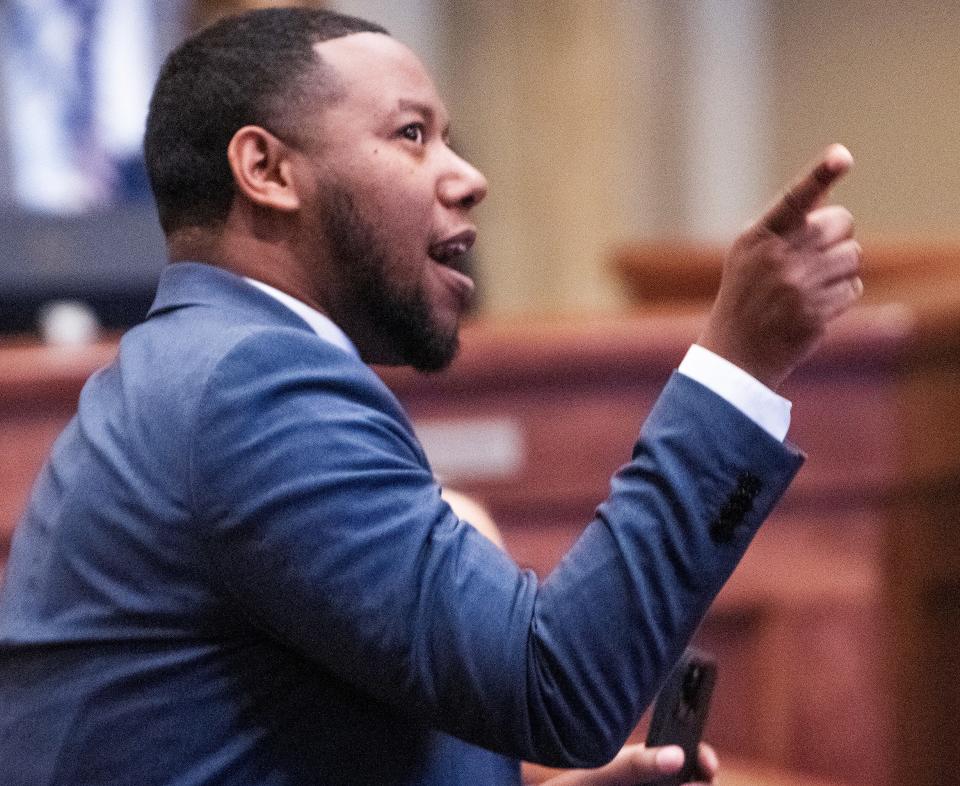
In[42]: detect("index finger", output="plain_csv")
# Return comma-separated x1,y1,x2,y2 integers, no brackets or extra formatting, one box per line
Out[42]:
760,143,853,235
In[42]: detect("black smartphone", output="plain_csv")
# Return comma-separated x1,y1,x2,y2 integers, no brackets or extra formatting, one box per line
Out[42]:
644,647,717,785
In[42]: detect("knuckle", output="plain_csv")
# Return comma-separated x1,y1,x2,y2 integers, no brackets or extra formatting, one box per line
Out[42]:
835,241,861,275
833,207,855,239
781,186,801,210
782,265,809,293
781,188,806,221
819,204,852,223
625,748,648,780
850,276,865,300
801,214,824,242
851,241,863,268
812,163,833,188
764,242,794,272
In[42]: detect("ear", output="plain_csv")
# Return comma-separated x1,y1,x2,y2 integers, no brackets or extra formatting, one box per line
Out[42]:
226,125,301,213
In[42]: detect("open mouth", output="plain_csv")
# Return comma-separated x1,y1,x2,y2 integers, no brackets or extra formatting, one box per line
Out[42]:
428,229,476,274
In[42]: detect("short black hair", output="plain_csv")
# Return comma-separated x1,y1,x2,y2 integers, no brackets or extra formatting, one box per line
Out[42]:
144,8,388,235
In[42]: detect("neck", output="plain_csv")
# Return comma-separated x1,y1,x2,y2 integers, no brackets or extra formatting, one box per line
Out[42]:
166,218,329,315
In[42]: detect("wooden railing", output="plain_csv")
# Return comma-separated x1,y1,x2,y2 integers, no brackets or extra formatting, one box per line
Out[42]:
0,339,118,565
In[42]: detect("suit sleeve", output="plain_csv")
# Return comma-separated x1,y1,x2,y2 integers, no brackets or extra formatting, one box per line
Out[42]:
190,330,803,768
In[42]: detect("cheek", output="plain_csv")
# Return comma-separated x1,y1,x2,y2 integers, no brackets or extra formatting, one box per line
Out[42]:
372,192,435,255
326,157,437,259
354,159,435,229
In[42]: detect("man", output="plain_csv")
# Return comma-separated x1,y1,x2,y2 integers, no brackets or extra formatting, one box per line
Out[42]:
0,8,862,786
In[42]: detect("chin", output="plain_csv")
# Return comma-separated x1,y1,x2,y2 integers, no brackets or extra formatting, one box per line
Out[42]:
408,319,461,373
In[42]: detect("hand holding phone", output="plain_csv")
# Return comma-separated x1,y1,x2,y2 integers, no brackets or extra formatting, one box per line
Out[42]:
644,648,717,786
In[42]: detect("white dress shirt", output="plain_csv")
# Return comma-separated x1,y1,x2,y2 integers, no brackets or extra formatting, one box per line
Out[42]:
245,278,360,360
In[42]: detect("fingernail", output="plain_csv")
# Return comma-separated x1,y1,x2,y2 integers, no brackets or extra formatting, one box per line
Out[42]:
655,745,685,771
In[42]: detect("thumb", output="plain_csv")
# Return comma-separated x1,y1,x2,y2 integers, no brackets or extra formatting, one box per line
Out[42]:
538,745,686,786
598,744,688,785
649,745,686,774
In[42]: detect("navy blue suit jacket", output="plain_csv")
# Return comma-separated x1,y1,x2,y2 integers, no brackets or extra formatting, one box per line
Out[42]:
0,262,803,785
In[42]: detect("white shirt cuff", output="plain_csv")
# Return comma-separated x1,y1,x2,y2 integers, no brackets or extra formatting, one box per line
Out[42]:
678,344,791,442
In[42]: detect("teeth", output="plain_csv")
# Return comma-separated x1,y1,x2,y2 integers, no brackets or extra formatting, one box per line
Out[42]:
432,240,469,263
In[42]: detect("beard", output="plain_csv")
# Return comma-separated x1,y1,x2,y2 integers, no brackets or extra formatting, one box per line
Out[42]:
321,187,461,373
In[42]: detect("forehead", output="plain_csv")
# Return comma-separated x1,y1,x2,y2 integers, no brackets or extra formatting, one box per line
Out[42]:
313,32,446,121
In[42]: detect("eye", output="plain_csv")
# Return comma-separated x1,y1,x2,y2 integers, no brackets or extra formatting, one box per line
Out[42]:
399,123,425,144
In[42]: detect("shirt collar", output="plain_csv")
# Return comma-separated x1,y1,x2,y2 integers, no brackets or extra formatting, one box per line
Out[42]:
244,277,361,360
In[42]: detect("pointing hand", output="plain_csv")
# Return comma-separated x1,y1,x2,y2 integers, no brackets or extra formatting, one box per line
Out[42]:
699,144,863,389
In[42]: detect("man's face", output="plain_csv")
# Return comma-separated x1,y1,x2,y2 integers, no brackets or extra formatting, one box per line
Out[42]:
290,33,487,371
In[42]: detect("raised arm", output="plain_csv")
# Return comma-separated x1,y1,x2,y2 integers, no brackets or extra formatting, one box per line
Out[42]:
194,146,860,771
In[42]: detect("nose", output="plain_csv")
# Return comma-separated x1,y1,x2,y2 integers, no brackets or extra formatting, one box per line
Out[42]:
438,148,488,210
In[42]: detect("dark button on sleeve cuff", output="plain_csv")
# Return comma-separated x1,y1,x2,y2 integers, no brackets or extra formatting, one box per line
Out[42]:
710,472,763,543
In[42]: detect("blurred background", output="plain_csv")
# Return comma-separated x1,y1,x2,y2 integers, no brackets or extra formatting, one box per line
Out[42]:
3,0,960,333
